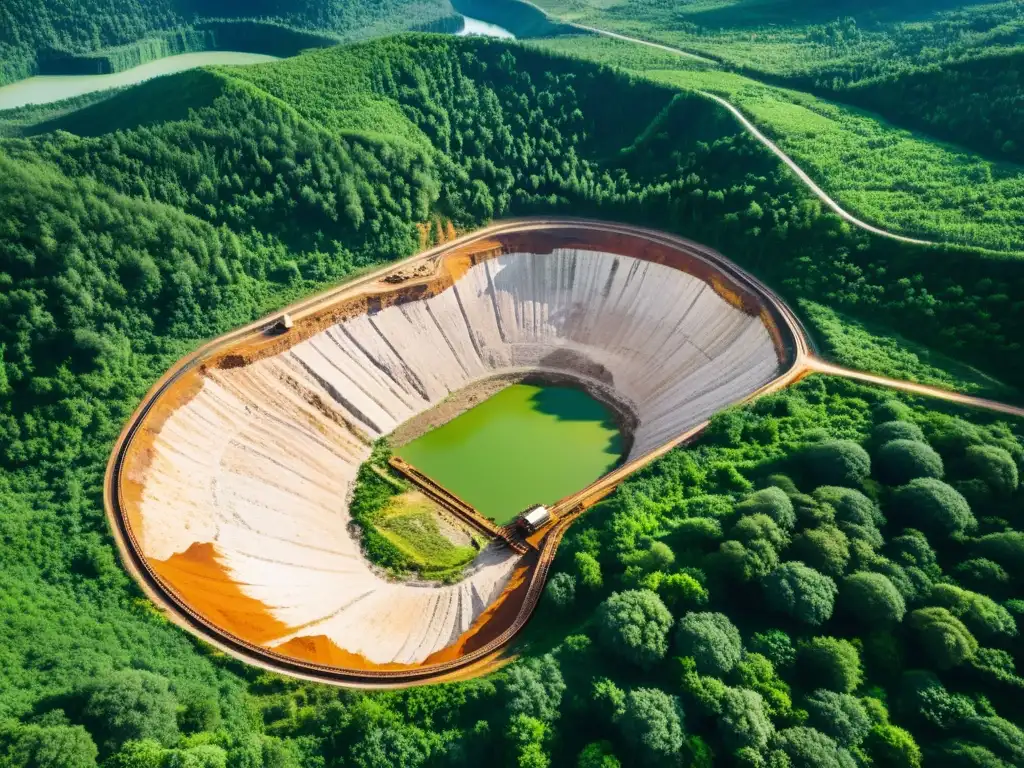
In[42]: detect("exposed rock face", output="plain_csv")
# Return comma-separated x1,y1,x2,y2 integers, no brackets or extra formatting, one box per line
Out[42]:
135,247,780,666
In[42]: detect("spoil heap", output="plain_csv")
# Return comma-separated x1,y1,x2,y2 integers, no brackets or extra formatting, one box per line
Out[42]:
122,230,784,670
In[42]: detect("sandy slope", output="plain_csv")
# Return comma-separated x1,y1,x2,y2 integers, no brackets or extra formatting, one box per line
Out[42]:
135,247,779,665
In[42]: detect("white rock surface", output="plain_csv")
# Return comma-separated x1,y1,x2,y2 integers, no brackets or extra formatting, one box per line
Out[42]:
138,248,780,664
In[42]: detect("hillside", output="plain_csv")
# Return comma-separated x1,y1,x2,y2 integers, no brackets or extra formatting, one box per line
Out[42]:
1,31,1023,768
0,0,458,84
527,0,1024,163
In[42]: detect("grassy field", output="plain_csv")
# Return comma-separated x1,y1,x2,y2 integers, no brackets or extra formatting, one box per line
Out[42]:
797,300,1022,403
530,35,1024,253
374,490,484,581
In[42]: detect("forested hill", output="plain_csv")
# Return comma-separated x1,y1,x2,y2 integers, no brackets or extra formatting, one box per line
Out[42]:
0,0,457,85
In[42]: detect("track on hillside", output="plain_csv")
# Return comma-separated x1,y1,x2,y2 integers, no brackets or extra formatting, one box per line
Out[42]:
515,1,939,247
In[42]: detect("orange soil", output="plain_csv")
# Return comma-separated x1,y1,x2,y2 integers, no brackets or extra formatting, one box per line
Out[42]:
422,553,537,664
120,374,205,543
275,635,410,671
150,542,293,645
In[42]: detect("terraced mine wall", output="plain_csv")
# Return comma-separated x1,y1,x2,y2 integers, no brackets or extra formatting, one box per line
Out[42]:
109,221,801,685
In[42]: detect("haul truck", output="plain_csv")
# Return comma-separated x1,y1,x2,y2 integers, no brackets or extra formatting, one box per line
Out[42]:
517,505,551,534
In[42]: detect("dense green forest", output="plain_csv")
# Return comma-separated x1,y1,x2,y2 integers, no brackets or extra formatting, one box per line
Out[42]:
528,0,1024,161
531,34,1024,252
843,49,1024,164
1,28,1024,768
0,0,457,84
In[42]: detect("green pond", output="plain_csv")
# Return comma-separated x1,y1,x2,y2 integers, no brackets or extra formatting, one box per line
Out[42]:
397,383,624,525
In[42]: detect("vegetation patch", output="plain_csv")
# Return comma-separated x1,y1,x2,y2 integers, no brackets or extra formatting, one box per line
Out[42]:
350,442,484,581
798,300,1021,402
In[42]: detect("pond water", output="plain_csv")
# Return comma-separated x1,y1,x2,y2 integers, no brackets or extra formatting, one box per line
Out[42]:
458,15,516,39
0,51,279,110
397,383,623,524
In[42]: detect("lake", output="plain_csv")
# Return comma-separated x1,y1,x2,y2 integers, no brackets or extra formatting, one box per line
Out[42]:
0,51,279,111
397,383,623,524
458,16,515,39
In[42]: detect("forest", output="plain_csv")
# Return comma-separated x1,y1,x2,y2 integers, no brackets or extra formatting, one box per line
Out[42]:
531,33,1024,253
0,25,1023,768
0,0,457,84
528,0,1024,163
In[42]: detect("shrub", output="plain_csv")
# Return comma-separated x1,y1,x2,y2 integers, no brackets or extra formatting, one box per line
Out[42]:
875,440,944,486
591,678,626,722
718,687,774,752
929,741,1007,766
0,723,98,768
676,656,727,717
909,607,978,669
961,716,1024,765
736,487,796,530
873,420,925,445
502,654,566,723
966,445,1019,496
731,514,790,552
953,558,1010,596
805,690,871,748
642,542,675,572
793,492,837,527
888,529,939,572
928,584,1016,640
575,551,603,590
972,532,1024,577
841,571,906,624
798,637,863,693
750,629,796,669
891,479,976,538
596,590,673,670
577,741,621,768
764,562,838,626
771,726,857,768
656,572,709,611
82,670,179,757
897,670,975,730
618,688,685,767
867,724,922,768
717,539,780,582
791,525,851,578
804,440,871,487
546,572,576,608
675,612,742,676
814,486,883,528
873,400,913,424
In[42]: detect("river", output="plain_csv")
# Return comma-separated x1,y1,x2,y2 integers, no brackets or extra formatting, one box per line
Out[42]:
397,383,622,524
458,15,516,39
0,52,278,111
0,19,514,112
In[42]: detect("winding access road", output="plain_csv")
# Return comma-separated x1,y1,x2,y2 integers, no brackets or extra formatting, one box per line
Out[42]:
105,218,1021,689
515,0,936,246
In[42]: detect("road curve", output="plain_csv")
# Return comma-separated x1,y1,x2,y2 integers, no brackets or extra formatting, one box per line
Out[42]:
104,217,1021,688
515,1,937,246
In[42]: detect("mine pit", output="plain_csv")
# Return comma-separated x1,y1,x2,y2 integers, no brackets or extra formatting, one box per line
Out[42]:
109,222,800,683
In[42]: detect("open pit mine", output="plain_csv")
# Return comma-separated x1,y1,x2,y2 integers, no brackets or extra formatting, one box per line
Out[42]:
106,220,805,685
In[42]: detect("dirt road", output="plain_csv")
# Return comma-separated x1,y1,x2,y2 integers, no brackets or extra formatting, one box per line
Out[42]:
515,1,937,246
